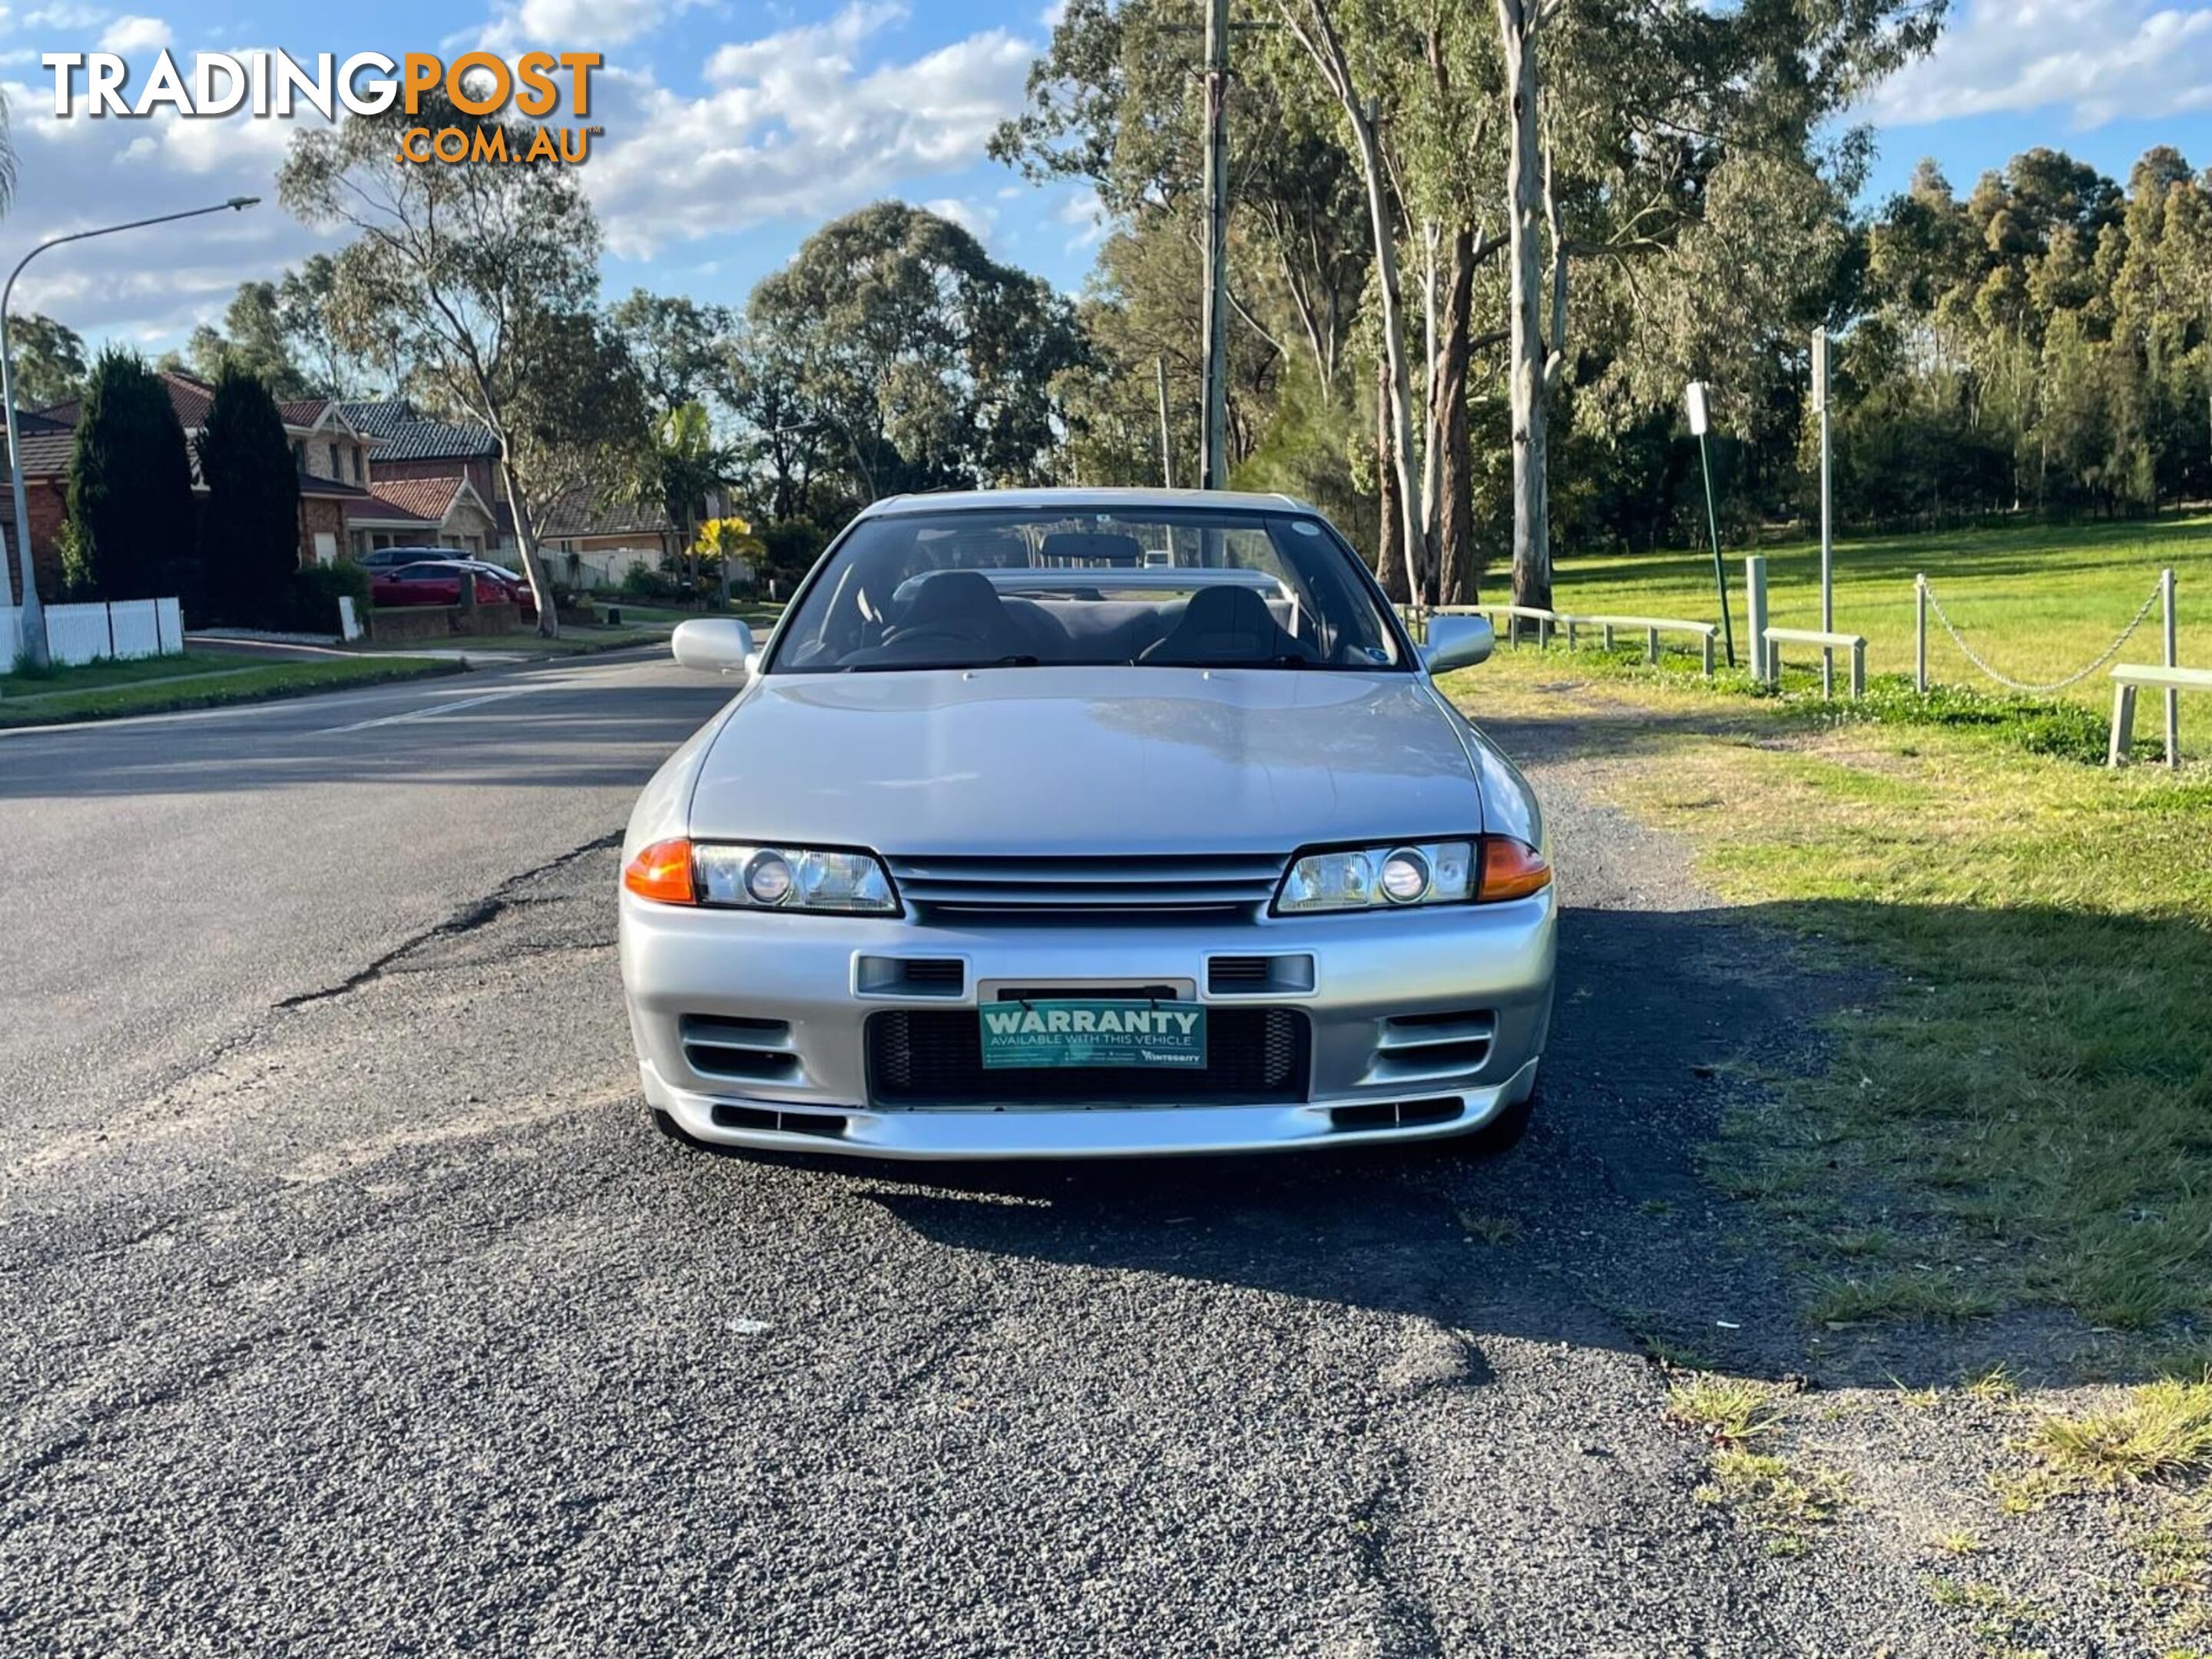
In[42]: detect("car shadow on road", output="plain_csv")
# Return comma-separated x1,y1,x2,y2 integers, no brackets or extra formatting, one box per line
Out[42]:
720,897,1829,1382
727,890,2183,1392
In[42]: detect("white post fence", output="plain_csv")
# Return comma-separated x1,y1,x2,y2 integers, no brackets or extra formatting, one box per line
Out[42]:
1,596,187,673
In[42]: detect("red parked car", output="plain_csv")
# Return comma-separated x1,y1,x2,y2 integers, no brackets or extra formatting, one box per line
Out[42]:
369,561,529,609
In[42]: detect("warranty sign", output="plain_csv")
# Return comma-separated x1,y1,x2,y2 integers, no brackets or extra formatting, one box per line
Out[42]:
978,998,1209,1070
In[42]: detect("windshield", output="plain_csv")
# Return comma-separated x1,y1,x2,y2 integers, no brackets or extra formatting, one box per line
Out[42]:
767,507,1406,674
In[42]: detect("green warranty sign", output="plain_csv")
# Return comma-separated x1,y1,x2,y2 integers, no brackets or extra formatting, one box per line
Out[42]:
978,999,1209,1070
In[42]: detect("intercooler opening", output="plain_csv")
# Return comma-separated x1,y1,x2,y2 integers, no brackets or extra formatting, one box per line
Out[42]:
1327,1097,1466,1132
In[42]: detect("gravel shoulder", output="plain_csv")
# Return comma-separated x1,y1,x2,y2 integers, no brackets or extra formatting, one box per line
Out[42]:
0,677,2140,1657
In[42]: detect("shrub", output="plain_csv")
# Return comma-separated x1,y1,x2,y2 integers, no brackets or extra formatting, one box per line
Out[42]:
620,560,686,602
197,364,303,628
65,347,195,600
282,562,373,635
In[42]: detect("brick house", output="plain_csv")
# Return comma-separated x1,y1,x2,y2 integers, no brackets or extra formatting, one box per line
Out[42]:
336,399,680,586
5,381,680,600
5,372,373,598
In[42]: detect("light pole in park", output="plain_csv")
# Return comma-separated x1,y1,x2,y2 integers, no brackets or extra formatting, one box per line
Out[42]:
2,196,260,667
1684,381,1734,669
1811,326,1835,697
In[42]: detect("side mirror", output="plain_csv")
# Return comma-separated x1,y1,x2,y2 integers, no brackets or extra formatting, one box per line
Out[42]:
1421,614,1494,675
672,618,757,678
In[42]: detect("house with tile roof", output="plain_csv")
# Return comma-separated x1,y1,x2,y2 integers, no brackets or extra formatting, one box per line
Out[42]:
335,399,680,585
5,372,376,598
5,379,681,601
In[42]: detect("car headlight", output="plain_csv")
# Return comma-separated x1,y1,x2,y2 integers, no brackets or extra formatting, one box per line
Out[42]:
1273,836,1548,913
622,839,899,914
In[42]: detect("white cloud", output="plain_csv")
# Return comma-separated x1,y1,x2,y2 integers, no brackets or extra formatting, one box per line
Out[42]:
581,5,1038,258
921,196,996,243
22,4,108,26
1865,0,2212,127
96,13,168,51
0,65,332,336
1055,184,1108,250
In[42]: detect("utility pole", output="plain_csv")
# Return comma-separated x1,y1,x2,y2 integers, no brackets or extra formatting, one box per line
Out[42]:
1198,0,1230,490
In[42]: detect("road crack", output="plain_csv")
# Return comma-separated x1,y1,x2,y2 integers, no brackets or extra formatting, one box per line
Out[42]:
273,830,624,1010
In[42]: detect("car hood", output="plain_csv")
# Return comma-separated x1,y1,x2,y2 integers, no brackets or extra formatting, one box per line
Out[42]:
687,667,1486,856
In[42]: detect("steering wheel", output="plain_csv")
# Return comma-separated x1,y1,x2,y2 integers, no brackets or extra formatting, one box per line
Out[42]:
886,621,995,650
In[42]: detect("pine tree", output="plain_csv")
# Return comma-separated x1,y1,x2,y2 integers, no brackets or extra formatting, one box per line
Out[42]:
197,364,303,626
64,349,196,601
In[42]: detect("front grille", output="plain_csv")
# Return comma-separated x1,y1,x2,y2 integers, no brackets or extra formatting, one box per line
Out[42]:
866,1007,1309,1107
883,853,1286,920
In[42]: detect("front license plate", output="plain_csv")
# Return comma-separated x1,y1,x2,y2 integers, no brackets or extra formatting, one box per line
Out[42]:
979,998,1208,1071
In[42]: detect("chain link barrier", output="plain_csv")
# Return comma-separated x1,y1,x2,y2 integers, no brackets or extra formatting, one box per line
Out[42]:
1922,578,2164,695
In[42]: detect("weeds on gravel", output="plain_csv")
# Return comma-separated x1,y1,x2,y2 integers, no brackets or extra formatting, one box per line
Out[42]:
1923,1575,2054,1656
2033,1378,2212,1485
1455,1210,1521,1244
1694,1450,1851,1558
1667,1374,1786,1445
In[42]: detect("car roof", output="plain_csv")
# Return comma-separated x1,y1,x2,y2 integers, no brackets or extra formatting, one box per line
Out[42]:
855,486,1317,521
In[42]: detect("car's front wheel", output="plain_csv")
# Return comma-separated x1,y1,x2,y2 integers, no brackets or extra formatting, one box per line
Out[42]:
1459,1078,1539,1155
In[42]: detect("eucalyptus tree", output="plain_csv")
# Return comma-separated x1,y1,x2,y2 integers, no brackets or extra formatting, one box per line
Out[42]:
746,203,1084,501
278,91,612,637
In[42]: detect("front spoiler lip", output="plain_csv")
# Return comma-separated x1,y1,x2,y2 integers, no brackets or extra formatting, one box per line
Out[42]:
641,1058,1540,1161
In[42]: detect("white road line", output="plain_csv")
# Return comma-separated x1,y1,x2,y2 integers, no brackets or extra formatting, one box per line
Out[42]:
317,687,535,734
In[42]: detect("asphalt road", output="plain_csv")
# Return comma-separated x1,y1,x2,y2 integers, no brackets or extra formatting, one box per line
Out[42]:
0,657,1978,1656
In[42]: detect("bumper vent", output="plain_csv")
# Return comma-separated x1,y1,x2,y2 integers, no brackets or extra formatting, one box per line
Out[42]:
1329,1097,1466,1132
882,853,1287,920
710,1103,849,1140
680,1015,802,1084
856,956,966,998
866,1007,1309,1107
1362,1008,1495,1086
1207,953,1316,996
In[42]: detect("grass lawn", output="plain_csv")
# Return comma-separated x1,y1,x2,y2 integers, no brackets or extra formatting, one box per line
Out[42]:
0,654,461,727
1450,647,2212,1348
1548,514,2212,706
1,649,262,699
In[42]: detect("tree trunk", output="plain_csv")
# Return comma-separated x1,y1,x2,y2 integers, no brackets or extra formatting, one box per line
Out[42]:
1376,353,1409,601
1434,224,1479,604
498,449,560,640
1280,0,1426,596
1499,0,1551,611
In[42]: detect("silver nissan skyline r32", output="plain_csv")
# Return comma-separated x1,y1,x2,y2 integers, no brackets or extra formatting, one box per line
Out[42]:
618,488,1556,1160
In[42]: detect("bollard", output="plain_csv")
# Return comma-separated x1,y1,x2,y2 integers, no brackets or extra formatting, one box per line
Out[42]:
2164,568,2179,768
1915,574,1928,694
1743,555,1770,684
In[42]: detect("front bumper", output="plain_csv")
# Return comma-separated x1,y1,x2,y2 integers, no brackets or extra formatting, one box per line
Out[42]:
619,889,1555,1161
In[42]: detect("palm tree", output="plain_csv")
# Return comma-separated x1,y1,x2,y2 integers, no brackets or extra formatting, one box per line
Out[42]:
620,402,730,601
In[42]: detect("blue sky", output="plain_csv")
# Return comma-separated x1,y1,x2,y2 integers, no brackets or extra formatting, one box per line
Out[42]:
2,0,2208,356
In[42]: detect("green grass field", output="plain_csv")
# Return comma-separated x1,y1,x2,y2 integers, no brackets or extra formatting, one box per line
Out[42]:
1455,650,2212,1346
1550,515,2212,705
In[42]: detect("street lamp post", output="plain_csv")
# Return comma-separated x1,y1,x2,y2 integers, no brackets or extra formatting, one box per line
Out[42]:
3,196,259,666
1684,380,1734,670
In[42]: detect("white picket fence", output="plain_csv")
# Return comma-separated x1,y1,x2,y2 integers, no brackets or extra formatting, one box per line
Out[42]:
2,598,184,668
